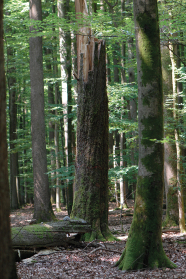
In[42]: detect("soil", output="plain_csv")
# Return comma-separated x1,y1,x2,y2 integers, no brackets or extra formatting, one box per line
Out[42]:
10,200,186,278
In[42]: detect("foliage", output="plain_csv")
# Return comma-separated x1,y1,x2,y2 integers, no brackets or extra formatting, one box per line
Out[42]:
3,0,186,207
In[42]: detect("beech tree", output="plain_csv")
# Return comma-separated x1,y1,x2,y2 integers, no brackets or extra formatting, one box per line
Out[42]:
116,0,176,270
29,0,54,222
0,1,18,277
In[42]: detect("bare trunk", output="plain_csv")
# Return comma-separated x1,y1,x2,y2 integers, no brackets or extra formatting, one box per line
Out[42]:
161,43,178,225
8,47,19,209
58,0,73,215
29,0,54,222
169,41,185,232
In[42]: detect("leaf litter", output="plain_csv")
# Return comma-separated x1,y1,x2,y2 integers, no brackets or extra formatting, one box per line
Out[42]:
10,201,186,278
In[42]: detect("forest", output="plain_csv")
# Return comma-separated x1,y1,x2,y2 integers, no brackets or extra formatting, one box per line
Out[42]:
1,0,186,278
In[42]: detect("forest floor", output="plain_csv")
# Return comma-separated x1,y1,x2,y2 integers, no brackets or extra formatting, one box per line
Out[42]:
11,200,186,278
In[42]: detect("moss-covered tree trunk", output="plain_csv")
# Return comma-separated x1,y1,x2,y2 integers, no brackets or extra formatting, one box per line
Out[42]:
71,41,114,241
116,0,175,270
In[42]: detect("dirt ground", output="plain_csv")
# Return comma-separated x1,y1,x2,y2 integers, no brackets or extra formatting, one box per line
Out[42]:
10,201,186,278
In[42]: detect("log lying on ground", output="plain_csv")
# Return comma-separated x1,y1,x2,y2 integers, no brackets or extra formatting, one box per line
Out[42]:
11,218,91,248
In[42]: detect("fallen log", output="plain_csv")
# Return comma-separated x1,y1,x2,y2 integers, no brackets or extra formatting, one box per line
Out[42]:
11,218,91,248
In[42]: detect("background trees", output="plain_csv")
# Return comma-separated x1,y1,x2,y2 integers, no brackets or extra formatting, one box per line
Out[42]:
3,0,186,235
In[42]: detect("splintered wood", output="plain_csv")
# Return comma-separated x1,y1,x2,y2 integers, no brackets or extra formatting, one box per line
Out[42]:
75,0,100,82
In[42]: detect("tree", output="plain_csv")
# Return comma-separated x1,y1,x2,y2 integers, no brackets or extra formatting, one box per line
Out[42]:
8,46,19,209
169,39,185,233
0,1,18,277
71,0,115,241
29,0,54,222
116,0,176,270
161,43,178,225
57,0,73,215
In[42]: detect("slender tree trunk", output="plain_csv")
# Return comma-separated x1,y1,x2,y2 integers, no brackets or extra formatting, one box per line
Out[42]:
128,37,137,199
116,0,175,270
54,62,61,211
46,47,56,204
0,1,18,276
29,0,54,222
58,0,73,215
7,48,19,209
169,41,185,232
161,43,178,225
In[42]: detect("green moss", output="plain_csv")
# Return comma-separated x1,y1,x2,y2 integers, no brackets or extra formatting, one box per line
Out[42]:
137,11,161,87
116,229,176,270
141,117,163,148
11,227,23,240
24,224,53,239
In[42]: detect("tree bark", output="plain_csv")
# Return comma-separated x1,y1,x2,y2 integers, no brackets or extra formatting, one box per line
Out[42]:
11,220,91,248
116,0,175,270
29,0,54,222
58,0,73,215
169,40,186,233
0,1,18,276
71,40,114,241
71,0,115,241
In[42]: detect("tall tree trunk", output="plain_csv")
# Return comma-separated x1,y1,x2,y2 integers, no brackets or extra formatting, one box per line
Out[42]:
54,60,61,211
128,36,137,199
169,40,185,232
72,41,112,241
58,0,73,215
46,47,56,204
29,0,54,222
116,0,175,270
71,0,115,241
7,47,19,209
161,43,178,225
0,1,18,276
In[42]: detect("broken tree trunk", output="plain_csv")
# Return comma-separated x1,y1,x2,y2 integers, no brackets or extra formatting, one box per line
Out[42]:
11,219,91,248
71,0,116,242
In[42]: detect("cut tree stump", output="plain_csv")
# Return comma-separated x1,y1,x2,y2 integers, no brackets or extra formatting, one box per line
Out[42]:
11,219,91,248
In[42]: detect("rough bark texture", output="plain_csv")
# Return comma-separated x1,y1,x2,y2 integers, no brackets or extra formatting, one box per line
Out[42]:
71,41,113,241
0,1,18,277
29,0,54,222
116,0,175,270
11,220,91,248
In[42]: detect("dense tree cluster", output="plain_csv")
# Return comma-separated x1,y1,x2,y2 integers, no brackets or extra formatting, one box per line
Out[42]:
1,0,186,273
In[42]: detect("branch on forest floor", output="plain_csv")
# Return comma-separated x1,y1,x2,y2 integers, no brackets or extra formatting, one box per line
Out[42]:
162,228,180,233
